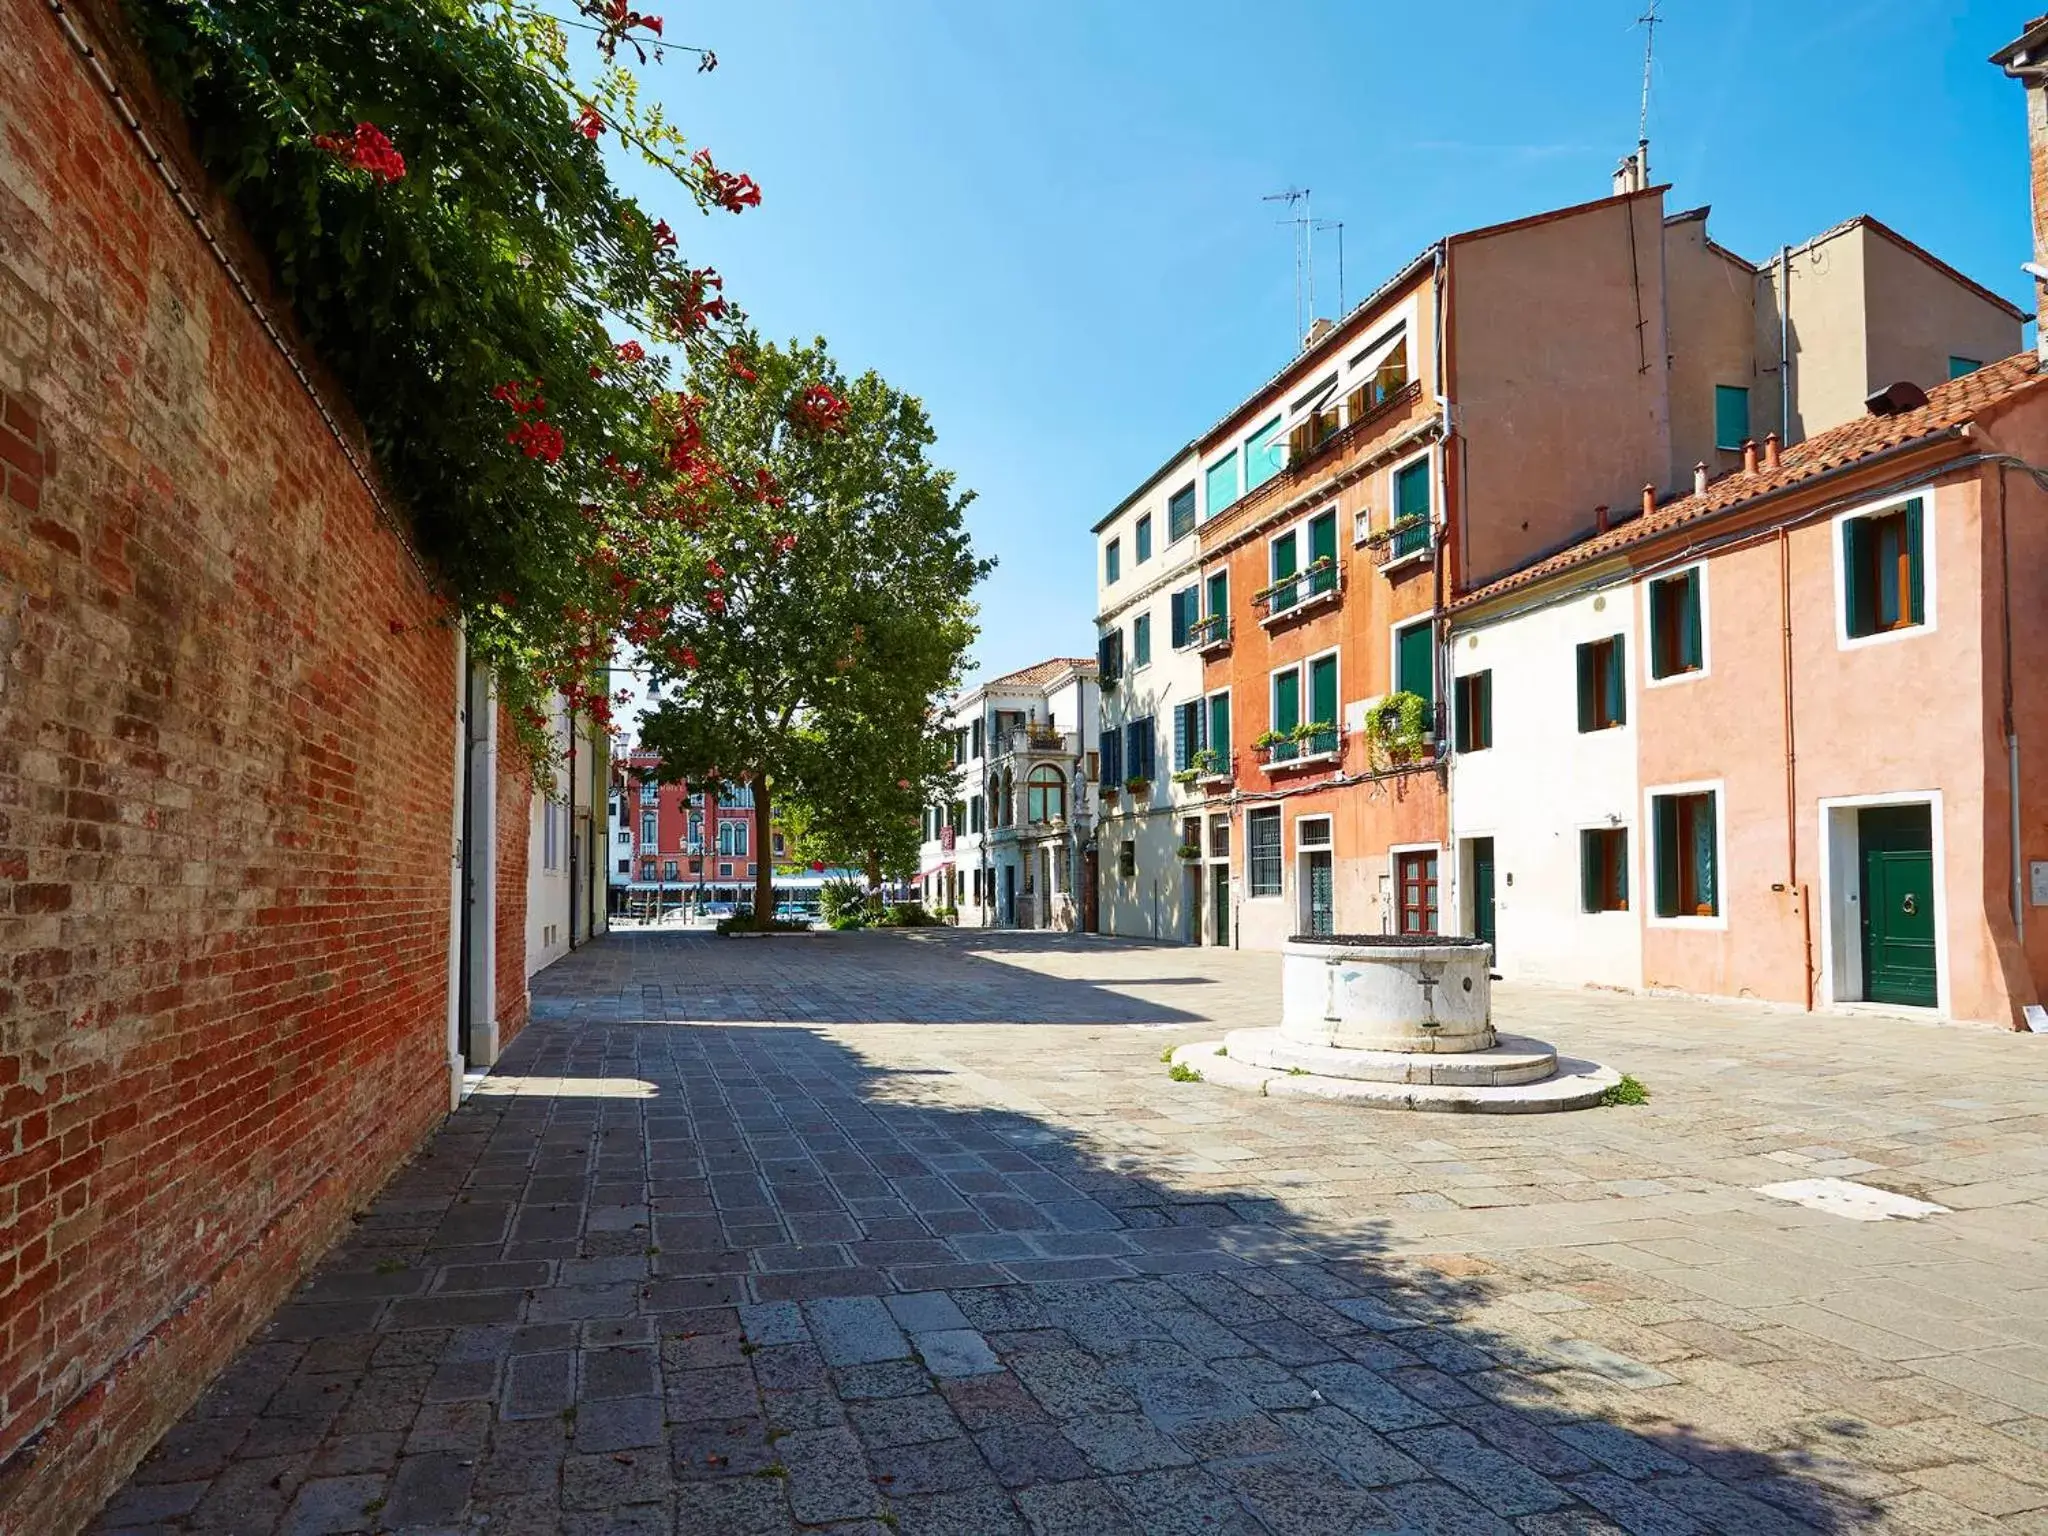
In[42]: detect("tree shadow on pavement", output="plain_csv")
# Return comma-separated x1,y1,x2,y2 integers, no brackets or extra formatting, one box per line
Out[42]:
99,1014,1880,1536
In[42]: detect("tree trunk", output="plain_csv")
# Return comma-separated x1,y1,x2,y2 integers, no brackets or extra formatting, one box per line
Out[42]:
752,774,775,931
865,848,883,916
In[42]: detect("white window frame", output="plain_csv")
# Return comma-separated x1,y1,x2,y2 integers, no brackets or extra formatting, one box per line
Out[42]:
1642,778,1729,931
1294,814,1333,850
1832,489,1938,652
1344,318,1411,400
1130,609,1153,672
1134,511,1153,565
1202,449,1240,521
1244,805,1286,901
1389,615,1434,700
1640,560,1712,689
1816,789,1949,1017
1103,535,1121,587
1169,580,1204,651
1576,819,1637,917
1379,446,1437,573
1243,414,1285,490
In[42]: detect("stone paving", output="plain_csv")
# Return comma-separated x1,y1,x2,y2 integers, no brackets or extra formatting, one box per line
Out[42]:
95,929,2048,1535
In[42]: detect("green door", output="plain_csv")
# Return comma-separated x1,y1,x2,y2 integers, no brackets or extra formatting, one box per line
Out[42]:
1859,805,1936,1008
1306,851,1334,936
1211,867,1230,947
1471,838,1496,949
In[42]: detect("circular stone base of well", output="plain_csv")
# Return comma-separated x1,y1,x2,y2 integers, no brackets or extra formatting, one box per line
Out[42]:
1171,1039,1620,1114
1223,1027,1559,1086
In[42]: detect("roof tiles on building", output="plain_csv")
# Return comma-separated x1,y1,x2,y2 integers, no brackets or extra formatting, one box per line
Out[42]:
1454,350,2046,611
981,657,1098,690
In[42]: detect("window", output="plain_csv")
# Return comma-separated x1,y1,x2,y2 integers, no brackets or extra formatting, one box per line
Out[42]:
1122,717,1156,782
1248,809,1283,896
1348,326,1409,415
689,857,702,874
1648,568,1705,679
1135,513,1153,564
543,801,560,871
1104,537,1121,585
719,862,732,878
1270,666,1301,762
1206,691,1231,767
969,795,984,833
1305,654,1338,755
972,868,983,904
718,821,749,857
998,767,1014,826
639,781,658,805
1392,459,1430,558
1244,417,1284,491
663,859,679,882
641,858,656,880
955,729,969,765
1949,356,1982,379
1202,569,1229,645
1027,766,1065,823
1396,850,1439,935
971,717,984,758
1173,700,1204,772
1306,508,1338,596
1580,828,1629,912
1169,584,1200,650
617,858,631,875
1714,385,1750,451
1652,791,1719,918
1394,618,1434,713
1204,452,1239,516
1097,627,1124,685
1576,635,1627,731
1098,729,1124,787
1842,500,1925,639
1167,483,1197,542
1298,816,1331,848
950,800,967,833
1268,529,1299,612
773,832,785,857
688,811,702,848
1131,613,1152,669
1119,840,1136,877
640,813,657,845
1454,671,1492,753
1208,817,1230,857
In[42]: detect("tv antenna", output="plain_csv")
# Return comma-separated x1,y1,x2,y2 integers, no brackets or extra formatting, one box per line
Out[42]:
1635,0,1659,176
1265,186,1314,342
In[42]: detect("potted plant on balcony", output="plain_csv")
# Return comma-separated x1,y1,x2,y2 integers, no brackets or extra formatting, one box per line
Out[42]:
1123,773,1152,796
1175,842,1202,861
1290,719,1338,756
1304,554,1338,596
1251,728,1291,764
1377,515,1427,563
1191,746,1225,780
1170,766,1199,786
1364,690,1432,768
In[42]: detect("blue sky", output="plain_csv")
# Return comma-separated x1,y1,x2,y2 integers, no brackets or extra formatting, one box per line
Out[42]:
606,0,2036,690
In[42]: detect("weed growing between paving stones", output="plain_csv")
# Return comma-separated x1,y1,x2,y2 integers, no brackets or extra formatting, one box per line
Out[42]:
1601,1073,1650,1106
1158,1045,1176,1063
1287,1066,1310,1076
1167,1060,1203,1083
1214,1044,1229,1056
373,1258,406,1274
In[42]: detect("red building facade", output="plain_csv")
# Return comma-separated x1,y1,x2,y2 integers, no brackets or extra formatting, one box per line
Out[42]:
613,748,775,890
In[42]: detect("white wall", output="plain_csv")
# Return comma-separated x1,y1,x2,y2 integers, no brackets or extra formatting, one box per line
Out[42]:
1450,585,1642,989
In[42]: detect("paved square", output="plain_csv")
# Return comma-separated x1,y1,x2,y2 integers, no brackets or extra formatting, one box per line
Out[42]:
96,930,2048,1533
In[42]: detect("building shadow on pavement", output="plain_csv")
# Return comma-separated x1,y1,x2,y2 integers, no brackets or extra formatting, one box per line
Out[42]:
96,1012,1876,1535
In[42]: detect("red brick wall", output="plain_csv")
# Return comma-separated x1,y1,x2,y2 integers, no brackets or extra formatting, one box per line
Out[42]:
495,704,531,1047
0,1,461,1525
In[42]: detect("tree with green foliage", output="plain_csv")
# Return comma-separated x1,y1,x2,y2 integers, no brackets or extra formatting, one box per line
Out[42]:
636,337,987,930
775,701,952,896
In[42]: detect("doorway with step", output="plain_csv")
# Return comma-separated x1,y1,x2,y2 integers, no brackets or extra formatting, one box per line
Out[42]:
1823,795,1941,1012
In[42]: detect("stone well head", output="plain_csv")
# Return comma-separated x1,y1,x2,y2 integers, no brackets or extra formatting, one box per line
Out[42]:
1280,934,1496,1054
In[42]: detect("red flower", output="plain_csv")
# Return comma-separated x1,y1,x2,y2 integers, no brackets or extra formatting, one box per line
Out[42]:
651,219,676,251
575,105,604,140
642,14,663,35
681,646,699,669
692,148,762,213
508,419,566,462
706,589,727,616
896,779,911,790
314,122,406,183
661,268,727,337
791,383,850,434
772,532,797,556
726,346,757,382
615,339,647,363
705,557,726,580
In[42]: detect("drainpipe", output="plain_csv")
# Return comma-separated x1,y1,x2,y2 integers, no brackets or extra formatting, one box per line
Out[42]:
1999,465,2026,946
1779,528,1812,1009
1778,245,1793,444
1432,244,1457,930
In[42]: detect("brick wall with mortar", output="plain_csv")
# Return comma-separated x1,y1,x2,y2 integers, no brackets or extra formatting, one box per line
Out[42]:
495,703,531,1047
0,0,476,1525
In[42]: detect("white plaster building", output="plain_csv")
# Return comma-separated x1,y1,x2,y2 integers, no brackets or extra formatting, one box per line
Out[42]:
1447,584,1642,989
1093,448,1222,943
525,690,609,975
917,658,1099,929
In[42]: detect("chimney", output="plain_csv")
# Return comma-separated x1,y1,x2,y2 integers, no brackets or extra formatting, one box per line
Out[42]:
1993,18,2048,360
1641,483,1655,519
1693,462,1708,496
1611,143,1649,197
1302,317,1334,351
1594,504,1609,533
1742,439,1759,475
1764,432,1782,469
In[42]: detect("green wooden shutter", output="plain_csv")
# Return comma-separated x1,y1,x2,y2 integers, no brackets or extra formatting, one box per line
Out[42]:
1616,829,1629,908
1309,655,1338,731
1206,569,1227,618
1454,678,1471,753
1204,453,1238,515
1478,671,1492,748
1272,532,1298,581
1209,693,1230,755
1397,622,1434,710
1576,643,1596,733
1905,499,1925,625
1843,518,1870,637
1608,634,1627,726
1580,831,1600,913
1682,570,1703,670
1714,385,1750,451
1696,794,1718,915
1310,511,1337,565
1653,797,1679,917
1274,671,1301,734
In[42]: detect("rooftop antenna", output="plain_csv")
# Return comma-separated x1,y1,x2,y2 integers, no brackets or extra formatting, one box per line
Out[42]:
1635,0,1659,183
1314,219,1345,317
1265,186,1312,342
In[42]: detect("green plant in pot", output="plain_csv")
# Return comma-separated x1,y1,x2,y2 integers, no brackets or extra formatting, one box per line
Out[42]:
1175,842,1202,860
1365,690,1431,767
1124,773,1151,794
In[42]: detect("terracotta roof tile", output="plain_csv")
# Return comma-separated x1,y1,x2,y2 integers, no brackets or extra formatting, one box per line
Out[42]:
1455,351,2046,610
982,656,1098,690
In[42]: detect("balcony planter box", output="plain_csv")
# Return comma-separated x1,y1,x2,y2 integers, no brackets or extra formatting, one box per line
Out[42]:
1255,562,1342,627
1193,617,1231,654
1175,844,1202,861
1123,776,1152,796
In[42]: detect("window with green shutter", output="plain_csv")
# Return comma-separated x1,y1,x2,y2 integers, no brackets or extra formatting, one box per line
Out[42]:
1173,700,1202,772
1651,791,1717,917
1271,669,1301,761
1395,619,1434,712
1207,692,1230,759
1392,459,1430,558
1204,453,1238,517
1135,513,1152,564
1169,585,1198,650
1167,484,1197,542
1714,385,1750,451
1131,612,1151,668
1576,635,1626,731
1200,569,1228,646
1307,654,1338,755
1842,500,1925,639
1307,509,1338,595
1948,356,1982,379
1580,828,1629,912
1244,416,1283,491
1648,568,1704,678
1269,530,1299,612
1104,538,1120,585
1454,670,1492,752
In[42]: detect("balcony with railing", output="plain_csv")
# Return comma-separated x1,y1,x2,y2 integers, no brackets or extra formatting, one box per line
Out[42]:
1252,560,1342,627
1252,723,1343,772
1169,748,1236,793
1002,725,1077,758
1366,515,1432,570
1188,612,1231,656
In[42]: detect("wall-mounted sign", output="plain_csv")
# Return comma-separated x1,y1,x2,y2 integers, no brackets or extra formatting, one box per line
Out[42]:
2031,860,2048,907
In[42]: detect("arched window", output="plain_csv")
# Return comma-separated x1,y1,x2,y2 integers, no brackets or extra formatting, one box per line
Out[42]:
1026,765,1065,824
998,768,1014,827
